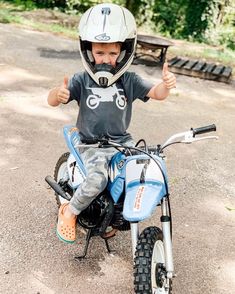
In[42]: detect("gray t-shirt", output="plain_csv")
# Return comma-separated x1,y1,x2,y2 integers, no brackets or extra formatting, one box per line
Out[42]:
68,71,153,142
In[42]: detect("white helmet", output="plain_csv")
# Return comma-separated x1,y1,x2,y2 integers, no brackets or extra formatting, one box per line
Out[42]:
78,3,137,87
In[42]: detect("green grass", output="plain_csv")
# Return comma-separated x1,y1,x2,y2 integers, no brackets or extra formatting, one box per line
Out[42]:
203,48,235,66
168,40,235,69
22,20,77,38
0,2,77,38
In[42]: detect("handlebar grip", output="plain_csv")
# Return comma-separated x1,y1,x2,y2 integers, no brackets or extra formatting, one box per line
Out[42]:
191,124,216,136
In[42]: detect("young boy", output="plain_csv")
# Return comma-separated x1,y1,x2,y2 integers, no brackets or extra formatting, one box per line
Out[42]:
48,3,176,243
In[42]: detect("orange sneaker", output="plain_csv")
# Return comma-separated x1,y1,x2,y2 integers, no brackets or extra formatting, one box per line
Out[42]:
56,203,77,244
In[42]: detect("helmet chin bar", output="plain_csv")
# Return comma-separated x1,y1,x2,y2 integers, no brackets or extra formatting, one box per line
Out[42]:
94,64,114,87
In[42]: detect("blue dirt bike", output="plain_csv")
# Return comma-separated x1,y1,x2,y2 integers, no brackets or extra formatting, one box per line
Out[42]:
45,124,217,294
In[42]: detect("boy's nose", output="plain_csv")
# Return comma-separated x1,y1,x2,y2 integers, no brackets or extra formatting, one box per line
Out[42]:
102,55,111,64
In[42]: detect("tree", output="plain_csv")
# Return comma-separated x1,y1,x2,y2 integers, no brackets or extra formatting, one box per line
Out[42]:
182,0,217,40
151,0,187,37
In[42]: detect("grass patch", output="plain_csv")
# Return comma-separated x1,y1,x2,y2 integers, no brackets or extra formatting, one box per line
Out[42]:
168,40,235,69
202,48,235,66
20,19,77,38
0,2,77,38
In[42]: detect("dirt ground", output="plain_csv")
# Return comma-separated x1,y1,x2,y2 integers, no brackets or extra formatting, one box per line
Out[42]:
0,23,235,294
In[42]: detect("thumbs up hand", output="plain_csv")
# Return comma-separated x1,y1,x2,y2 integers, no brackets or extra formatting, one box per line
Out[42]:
56,76,70,104
162,61,176,89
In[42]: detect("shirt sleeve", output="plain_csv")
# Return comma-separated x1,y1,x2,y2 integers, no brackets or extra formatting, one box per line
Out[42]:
67,73,82,104
122,72,154,102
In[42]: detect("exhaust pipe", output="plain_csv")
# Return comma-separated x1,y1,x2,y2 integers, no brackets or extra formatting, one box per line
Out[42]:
45,175,72,201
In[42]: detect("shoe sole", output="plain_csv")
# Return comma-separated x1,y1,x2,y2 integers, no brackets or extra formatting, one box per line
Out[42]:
56,229,75,244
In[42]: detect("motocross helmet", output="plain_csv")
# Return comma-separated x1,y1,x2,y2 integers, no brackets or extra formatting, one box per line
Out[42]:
78,3,137,87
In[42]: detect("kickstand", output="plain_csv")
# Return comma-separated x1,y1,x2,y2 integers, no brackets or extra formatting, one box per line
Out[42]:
74,228,92,260
74,229,114,260
104,239,111,253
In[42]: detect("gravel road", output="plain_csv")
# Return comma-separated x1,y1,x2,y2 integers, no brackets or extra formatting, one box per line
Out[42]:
0,23,235,294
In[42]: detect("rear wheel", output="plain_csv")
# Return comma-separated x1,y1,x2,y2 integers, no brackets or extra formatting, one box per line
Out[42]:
54,152,72,207
134,226,172,294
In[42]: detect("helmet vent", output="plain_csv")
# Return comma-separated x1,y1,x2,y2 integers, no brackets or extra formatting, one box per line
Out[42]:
101,7,111,15
99,77,108,87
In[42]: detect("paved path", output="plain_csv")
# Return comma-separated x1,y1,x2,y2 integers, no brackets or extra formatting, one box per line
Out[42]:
0,23,235,294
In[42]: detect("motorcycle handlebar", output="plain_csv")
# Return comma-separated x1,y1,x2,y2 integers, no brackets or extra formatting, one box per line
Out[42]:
191,124,216,137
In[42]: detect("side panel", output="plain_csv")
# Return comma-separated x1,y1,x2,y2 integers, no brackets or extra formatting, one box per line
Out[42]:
108,152,126,202
67,154,86,189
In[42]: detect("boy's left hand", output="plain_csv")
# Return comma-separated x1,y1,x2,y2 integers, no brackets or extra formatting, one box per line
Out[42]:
162,62,176,89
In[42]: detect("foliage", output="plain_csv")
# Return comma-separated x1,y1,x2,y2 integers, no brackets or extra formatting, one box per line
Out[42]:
65,0,98,14
151,0,187,37
123,0,155,25
182,0,217,39
151,0,235,49
1,0,235,50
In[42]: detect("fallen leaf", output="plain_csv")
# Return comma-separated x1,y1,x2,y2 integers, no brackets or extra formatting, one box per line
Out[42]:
225,206,235,211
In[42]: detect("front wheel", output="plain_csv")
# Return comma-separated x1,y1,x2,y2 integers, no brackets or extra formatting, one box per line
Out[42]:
134,226,172,294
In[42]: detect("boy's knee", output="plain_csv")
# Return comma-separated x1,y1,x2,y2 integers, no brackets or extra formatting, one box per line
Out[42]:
91,172,108,191
83,171,108,196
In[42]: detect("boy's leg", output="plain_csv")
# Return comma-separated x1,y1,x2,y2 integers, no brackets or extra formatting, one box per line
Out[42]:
56,139,135,243
69,147,118,215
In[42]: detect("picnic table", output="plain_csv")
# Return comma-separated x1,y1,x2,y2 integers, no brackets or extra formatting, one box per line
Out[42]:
134,34,174,64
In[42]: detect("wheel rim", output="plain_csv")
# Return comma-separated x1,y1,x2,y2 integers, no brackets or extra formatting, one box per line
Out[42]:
56,161,70,205
151,240,168,294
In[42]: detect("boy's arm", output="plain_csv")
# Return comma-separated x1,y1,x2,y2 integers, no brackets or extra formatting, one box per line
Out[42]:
47,77,70,107
147,62,176,101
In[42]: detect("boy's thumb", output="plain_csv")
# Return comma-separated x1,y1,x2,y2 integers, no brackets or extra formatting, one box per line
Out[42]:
63,76,69,88
162,61,168,76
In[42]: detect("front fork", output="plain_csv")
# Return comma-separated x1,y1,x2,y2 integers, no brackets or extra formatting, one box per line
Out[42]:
130,197,174,278
161,196,174,278
130,222,139,259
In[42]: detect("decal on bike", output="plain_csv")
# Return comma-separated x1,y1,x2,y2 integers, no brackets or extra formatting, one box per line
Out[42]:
69,161,76,182
134,186,145,211
86,84,127,110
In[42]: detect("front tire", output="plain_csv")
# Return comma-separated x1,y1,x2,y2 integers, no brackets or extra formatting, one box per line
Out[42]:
134,226,172,294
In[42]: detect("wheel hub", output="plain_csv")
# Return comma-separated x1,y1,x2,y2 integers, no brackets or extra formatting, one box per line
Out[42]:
156,263,166,288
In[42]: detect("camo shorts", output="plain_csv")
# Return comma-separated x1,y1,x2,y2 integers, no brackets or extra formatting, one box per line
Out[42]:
69,139,135,215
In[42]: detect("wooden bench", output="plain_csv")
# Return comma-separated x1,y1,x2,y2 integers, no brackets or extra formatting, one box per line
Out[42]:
134,34,174,64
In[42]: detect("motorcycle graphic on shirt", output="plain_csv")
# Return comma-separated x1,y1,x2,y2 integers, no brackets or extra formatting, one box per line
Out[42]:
86,84,127,110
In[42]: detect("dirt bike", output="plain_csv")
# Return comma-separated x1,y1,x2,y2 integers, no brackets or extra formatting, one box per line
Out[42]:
45,124,217,294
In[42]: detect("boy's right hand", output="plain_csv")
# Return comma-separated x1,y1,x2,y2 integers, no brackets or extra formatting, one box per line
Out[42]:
56,76,70,104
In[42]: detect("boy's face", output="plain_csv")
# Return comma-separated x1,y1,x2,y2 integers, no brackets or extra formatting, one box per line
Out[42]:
91,42,121,67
